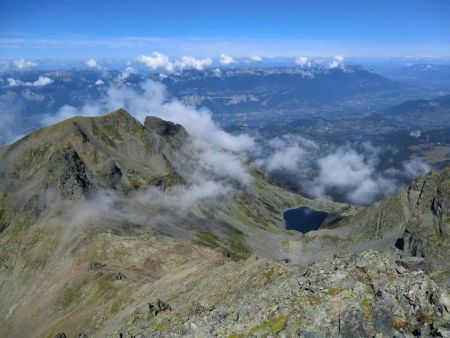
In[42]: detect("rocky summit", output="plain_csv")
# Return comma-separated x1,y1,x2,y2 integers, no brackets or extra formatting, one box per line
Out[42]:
0,109,449,337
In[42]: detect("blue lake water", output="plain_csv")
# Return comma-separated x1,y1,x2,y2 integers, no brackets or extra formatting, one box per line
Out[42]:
283,206,329,233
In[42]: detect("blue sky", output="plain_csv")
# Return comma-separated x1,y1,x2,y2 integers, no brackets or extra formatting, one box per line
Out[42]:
1,0,450,59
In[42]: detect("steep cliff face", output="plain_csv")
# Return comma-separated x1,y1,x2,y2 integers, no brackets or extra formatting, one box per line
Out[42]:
398,167,450,271
341,166,450,272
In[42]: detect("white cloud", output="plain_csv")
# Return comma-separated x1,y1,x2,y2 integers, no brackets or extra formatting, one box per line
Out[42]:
328,55,345,69
177,56,213,71
85,58,100,68
123,66,136,76
0,97,24,144
32,76,53,86
219,53,235,65
131,135,252,209
115,66,136,82
136,52,175,72
295,56,310,67
95,79,105,85
7,75,54,87
402,160,431,179
7,78,22,86
41,105,79,125
256,135,318,173
131,134,252,209
311,149,388,204
136,52,213,72
253,137,431,205
308,145,430,205
250,55,263,62
14,59,37,69
135,181,232,210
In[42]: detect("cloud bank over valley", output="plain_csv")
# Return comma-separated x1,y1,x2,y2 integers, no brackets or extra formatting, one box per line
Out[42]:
29,79,431,206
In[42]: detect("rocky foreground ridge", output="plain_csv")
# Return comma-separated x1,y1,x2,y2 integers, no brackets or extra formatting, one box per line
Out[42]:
0,109,449,337
115,249,450,338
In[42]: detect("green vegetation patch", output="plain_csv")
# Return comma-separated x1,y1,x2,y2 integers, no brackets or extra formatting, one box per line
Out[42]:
225,227,252,260
194,228,252,261
56,285,82,310
96,274,118,296
195,231,222,249
326,286,345,296
102,124,124,141
249,314,287,335
262,266,276,284
227,333,245,338
23,229,57,269
360,297,372,318
154,321,169,331
110,296,125,315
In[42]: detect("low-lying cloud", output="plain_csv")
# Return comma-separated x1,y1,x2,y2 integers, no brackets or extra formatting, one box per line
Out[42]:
250,55,263,62
255,135,318,173
115,66,136,82
136,52,175,72
41,79,255,210
252,136,430,205
7,75,54,87
178,56,213,71
85,58,101,69
329,55,345,69
302,143,429,204
295,56,310,67
219,53,235,65
14,59,37,70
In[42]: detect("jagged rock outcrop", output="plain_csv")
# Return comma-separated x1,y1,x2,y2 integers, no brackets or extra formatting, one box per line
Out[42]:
44,146,94,199
148,299,172,317
144,116,188,139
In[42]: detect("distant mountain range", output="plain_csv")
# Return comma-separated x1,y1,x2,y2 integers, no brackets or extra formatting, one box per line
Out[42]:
2,64,450,149
156,65,423,125
386,64,450,91
382,94,450,129
0,65,426,134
